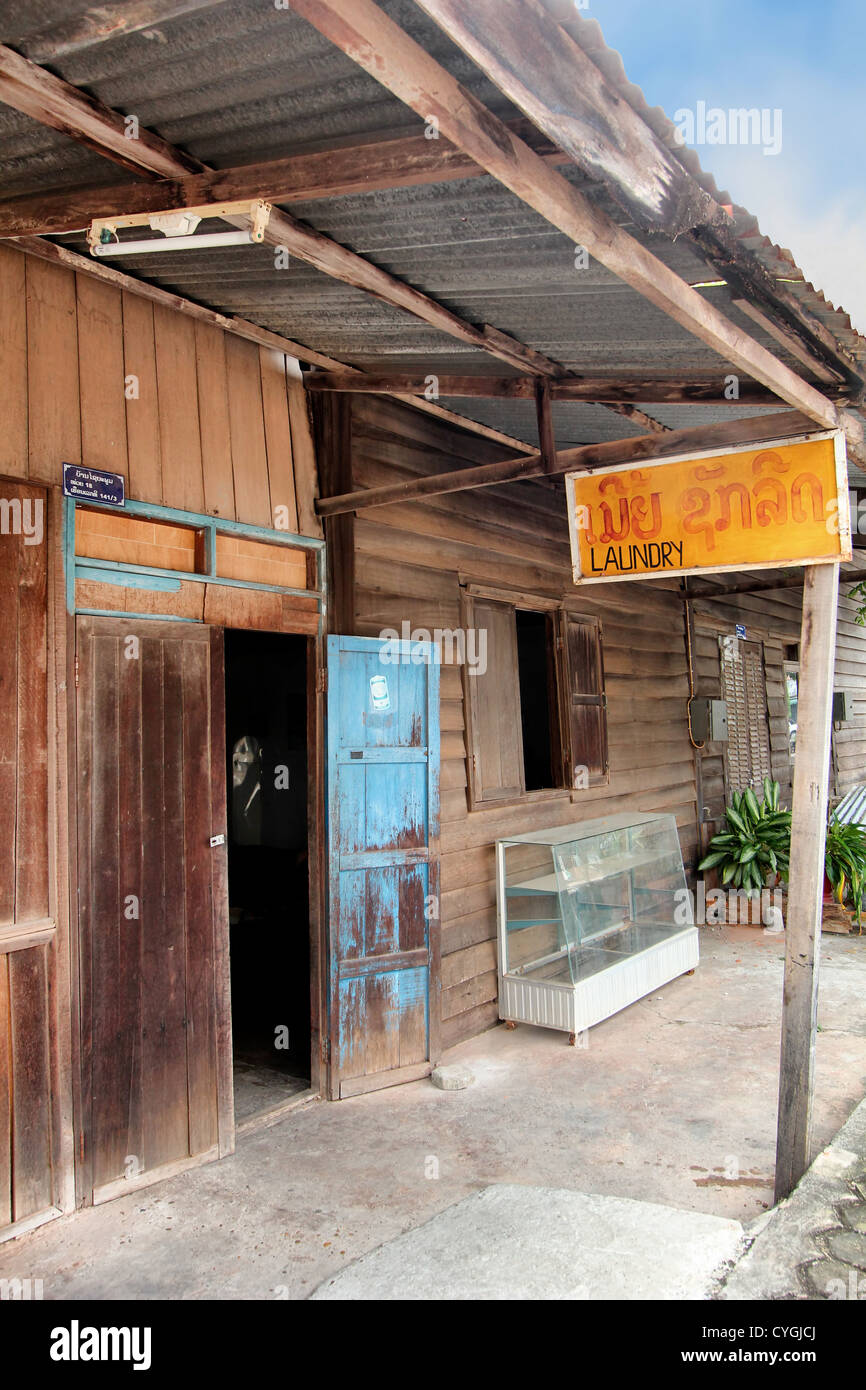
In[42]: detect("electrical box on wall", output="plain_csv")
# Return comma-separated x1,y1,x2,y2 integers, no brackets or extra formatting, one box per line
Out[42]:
833,690,856,722
690,697,729,742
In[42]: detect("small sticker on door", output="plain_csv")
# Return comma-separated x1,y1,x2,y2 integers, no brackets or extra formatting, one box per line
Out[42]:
369,674,391,711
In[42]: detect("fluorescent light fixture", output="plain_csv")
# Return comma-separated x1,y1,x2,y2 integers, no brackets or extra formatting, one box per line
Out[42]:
92,229,256,257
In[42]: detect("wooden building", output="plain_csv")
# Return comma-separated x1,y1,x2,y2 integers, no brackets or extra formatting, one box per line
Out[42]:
1,0,866,1241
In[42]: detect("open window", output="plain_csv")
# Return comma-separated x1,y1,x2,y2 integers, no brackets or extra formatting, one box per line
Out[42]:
464,593,608,804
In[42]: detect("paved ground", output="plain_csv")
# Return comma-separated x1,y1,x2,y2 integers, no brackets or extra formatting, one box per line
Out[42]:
2,923,865,1300
311,1186,745,1300
722,1094,866,1300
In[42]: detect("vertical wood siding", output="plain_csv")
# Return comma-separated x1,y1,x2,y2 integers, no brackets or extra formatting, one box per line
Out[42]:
0,243,321,536
0,481,55,1228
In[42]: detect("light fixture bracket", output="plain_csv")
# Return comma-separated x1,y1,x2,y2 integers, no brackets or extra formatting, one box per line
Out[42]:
88,198,272,253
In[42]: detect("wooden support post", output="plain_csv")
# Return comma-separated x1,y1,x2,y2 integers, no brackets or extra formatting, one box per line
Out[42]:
774,561,839,1202
534,378,557,474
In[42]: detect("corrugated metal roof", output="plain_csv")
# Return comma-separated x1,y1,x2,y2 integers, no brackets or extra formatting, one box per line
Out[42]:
1,0,863,448
833,786,866,824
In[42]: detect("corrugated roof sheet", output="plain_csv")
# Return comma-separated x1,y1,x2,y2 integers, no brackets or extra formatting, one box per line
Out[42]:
1,0,863,448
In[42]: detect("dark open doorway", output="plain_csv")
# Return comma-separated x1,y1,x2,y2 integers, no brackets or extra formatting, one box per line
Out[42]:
224,629,311,1123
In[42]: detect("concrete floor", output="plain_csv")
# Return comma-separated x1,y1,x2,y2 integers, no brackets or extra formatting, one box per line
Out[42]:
3,923,865,1300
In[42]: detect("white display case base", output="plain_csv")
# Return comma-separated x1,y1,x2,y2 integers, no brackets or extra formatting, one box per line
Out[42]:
499,926,700,1036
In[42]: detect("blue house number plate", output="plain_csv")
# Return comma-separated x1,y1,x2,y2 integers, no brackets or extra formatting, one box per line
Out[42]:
62,463,125,507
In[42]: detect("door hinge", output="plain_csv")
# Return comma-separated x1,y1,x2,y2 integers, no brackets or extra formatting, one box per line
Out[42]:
317,667,328,694
74,654,80,689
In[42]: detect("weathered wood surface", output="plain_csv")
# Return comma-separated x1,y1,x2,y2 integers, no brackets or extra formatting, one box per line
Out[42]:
419,0,723,235
76,618,230,1197
347,397,700,1045
0,118,568,237
0,483,55,1227
293,0,863,461
775,564,839,1201
0,242,320,535
317,409,817,515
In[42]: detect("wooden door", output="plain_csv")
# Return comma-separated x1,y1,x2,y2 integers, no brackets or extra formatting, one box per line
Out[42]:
326,636,440,1099
76,618,232,1202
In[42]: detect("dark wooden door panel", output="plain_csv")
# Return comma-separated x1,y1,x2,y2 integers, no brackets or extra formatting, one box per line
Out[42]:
77,618,231,1200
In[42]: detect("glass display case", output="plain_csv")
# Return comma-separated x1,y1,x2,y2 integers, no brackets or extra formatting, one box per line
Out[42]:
496,813,698,1040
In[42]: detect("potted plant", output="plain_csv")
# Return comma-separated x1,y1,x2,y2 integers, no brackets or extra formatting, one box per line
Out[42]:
824,815,866,927
698,780,791,919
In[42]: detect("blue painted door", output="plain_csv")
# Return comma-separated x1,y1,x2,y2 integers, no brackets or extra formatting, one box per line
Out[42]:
327,636,440,1099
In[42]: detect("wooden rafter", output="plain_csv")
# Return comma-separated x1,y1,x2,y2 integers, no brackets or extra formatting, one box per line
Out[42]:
315,408,815,516
0,47,855,391
13,233,535,456
0,43,200,180
0,118,570,237
15,1,229,62
304,372,857,408
0,43,636,422
0,42,671,434
290,0,864,463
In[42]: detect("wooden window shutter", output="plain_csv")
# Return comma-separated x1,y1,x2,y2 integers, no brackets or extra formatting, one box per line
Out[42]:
558,612,609,787
465,597,524,802
719,637,772,794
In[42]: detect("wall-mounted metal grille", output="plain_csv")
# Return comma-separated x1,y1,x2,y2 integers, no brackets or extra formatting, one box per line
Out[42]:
719,637,772,795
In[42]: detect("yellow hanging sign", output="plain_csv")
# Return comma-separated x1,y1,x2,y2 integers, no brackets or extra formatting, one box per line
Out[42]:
566,430,851,584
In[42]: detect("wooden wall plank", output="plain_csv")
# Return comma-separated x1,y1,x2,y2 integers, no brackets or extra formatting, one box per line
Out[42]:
0,246,27,479
25,256,80,483
260,347,299,534
9,947,53,1219
76,275,128,482
121,291,162,505
15,490,49,921
287,376,323,538
153,305,204,513
0,511,19,926
0,961,11,1225
195,321,235,521
225,334,271,528
182,640,218,1156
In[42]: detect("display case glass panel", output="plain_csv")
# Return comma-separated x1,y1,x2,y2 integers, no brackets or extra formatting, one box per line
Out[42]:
497,813,697,1035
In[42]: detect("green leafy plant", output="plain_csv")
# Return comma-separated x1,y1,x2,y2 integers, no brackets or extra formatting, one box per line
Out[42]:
698,779,791,890
848,580,866,626
824,815,866,925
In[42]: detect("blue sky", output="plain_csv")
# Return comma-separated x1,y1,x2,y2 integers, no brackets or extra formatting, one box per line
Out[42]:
585,0,866,331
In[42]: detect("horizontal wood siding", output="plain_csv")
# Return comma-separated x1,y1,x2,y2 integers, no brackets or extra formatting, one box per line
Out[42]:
0,243,321,537
349,397,699,1049
831,586,866,798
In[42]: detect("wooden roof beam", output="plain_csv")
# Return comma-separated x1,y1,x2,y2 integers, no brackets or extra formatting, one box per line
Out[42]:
0,118,571,238
315,409,815,516
0,42,201,179
0,41,670,434
13,233,536,455
0,42,603,387
290,0,863,464
305,371,858,408
15,1,230,62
